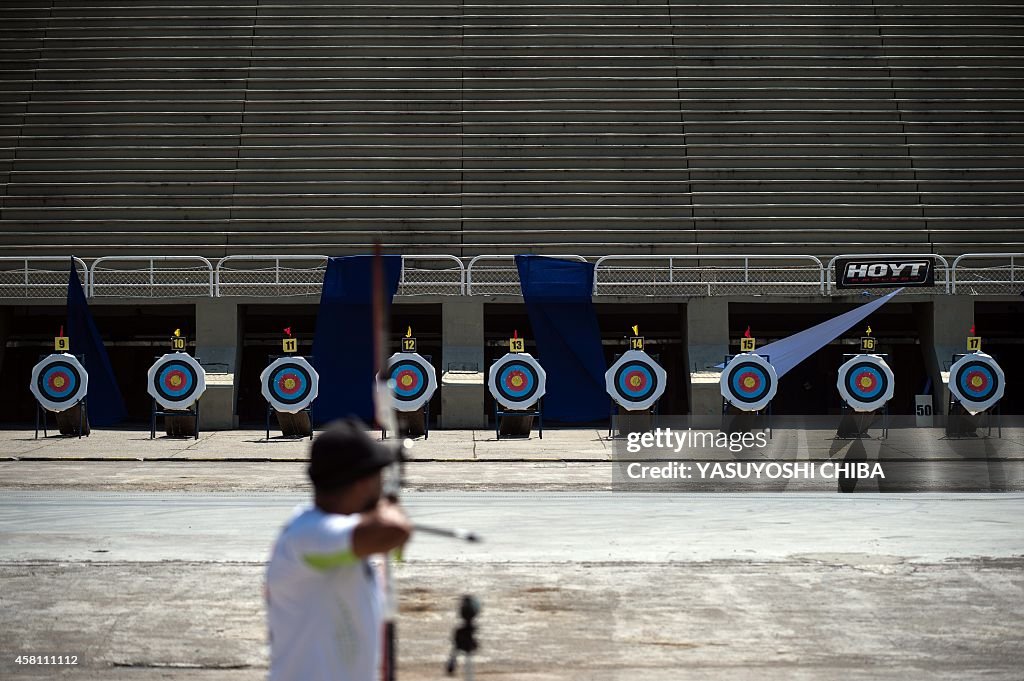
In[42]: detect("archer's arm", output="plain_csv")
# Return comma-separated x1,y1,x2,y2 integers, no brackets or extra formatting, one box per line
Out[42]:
352,499,412,558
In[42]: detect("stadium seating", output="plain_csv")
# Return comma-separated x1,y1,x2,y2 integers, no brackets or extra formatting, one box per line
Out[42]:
1,0,1022,259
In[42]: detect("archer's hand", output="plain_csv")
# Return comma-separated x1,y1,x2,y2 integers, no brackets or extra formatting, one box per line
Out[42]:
352,498,413,557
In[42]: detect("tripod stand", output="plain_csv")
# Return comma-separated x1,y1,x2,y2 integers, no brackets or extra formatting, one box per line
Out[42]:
445,595,480,680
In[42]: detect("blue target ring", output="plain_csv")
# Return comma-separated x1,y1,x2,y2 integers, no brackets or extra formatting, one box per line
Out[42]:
270,364,312,405
614,361,657,403
726,361,773,405
155,361,199,403
497,360,539,403
390,359,429,403
956,361,998,402
39,362,80,403
845,362,888,401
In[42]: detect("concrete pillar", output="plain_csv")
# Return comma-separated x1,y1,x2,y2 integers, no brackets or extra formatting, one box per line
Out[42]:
440,298,486,428
916,296,974,416
685,297,730,416
195,298,242,429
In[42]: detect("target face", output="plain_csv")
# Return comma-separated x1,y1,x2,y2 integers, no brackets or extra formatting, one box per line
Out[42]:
949,352,1005,415
605,349,667,411
30,353,89,413
488,352,547,409
837,354,895,412
720,352,778,412
386,352,437,412
147,352,206,410
260,356,319,414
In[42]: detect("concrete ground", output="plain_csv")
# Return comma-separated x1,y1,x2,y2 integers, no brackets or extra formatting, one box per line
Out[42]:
0,428,1022,680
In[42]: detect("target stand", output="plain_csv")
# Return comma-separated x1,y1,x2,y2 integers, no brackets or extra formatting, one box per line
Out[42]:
262,355,318,441
604,350,667,439
945,352,1003,439
148,352,206,440
835,353,893,440
383,352,437,440
488,352,546,440
720,353,776,439
31,353,91,439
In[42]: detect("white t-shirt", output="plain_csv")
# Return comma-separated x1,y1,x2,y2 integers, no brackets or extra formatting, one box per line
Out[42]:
266,504,383,681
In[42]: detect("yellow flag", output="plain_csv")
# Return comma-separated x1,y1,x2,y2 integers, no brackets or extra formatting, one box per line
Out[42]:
405,326,412,338
173,328,181,337
866,325,872,336
631,324,639,336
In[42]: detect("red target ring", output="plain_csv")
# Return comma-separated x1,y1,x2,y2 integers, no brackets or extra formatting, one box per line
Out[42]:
163,369,187,391
504,370,528,392
397,369,420,391
624,370,648,392
854,371,877,392
965,370,989,392
737,371,762,394
277,372,303,396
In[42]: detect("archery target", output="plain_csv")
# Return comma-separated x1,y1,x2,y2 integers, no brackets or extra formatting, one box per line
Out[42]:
488,352,547,409
260,356,319,413
147,352,206,410
605,350,667,411
30,353,89,412
837,354,895,412
720,352,778,412
386,352,437,412
949,352,1005,415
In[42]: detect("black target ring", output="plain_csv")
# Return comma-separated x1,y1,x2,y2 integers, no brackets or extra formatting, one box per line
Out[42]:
726,360,774,405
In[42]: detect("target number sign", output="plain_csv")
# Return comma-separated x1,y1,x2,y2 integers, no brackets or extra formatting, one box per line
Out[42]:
949,351,1005,415
967,336,981,352
147,352,206,410
30,353,89,413
261,355,319,413
387,352,437,412
402,337,418,353
604,349,667,411
282,338,298,353
836,354,895,412
509,337,525,353
54,336,70,352
489,352,546,410
861,337,876,352
629,336,644,351
740,337,756,352
720,352,778,412
171,336,186,351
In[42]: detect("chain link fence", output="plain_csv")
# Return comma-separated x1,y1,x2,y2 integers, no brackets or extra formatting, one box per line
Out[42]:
216,256,328,297
952,253,1024,295
90,257,214,298
0,257,88,298
466,255,588,296
593,256,825,297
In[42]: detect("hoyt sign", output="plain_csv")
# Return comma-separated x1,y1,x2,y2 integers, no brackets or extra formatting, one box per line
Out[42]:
834,257,935,288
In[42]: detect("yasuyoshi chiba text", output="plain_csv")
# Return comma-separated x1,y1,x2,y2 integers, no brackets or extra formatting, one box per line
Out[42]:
624,461,885,480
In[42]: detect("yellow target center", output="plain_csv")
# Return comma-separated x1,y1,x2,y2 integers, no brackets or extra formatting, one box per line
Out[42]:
860,377,873,388
400,375,413,387
284,378,297,390
971,376,983,388
743,377,756,389
629,376,642,388
511,375,524,388
53,376,65,388
170,375,182,387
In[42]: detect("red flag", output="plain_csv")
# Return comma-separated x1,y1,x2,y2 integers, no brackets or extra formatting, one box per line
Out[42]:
743,326,751,338
59,325,64,337
513,329,519,339
969,324,975,335
283,327,292,337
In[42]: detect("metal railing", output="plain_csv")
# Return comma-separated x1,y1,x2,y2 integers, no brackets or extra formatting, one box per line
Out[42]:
90,256,215,298
1,253,1018,299
951,253,1024,295
466,254,588,296
215,255,465,297
0,256,88,299
593,255,825,297
826,254,951,295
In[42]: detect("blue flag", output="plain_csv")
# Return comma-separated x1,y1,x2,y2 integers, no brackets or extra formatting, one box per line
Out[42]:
66,261,126,426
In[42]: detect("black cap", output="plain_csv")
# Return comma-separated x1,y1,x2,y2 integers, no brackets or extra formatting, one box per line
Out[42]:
308,418,398,492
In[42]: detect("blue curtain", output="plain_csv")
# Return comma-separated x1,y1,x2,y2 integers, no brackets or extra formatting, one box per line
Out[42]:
66,262,126,426
515,256,609,422
312,255,402,425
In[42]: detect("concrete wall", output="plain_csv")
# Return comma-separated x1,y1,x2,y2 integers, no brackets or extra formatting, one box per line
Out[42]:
195,298,242,429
